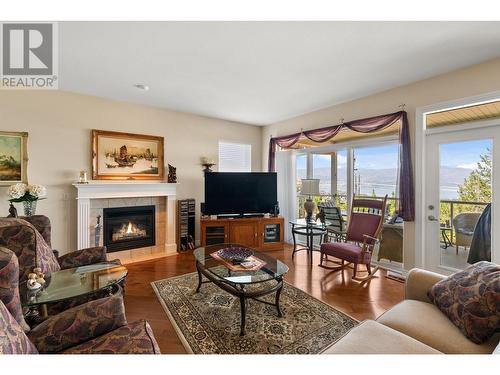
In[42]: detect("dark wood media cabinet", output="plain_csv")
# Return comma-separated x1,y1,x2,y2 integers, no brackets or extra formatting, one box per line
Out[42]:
200,216,284,251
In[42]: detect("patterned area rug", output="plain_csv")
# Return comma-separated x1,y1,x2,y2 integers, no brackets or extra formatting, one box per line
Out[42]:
151,272,357,354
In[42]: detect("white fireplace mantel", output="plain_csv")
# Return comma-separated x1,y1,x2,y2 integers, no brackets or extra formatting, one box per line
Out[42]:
73,182,177,251
73,181,177,200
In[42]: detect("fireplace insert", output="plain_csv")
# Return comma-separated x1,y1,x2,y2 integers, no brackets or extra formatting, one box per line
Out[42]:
103,205,156,252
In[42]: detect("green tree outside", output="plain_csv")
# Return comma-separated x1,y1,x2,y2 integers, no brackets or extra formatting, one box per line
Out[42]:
457,149,491,203
439,149,491,225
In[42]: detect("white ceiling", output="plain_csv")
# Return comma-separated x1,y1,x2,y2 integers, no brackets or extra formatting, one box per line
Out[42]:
59,22,500,125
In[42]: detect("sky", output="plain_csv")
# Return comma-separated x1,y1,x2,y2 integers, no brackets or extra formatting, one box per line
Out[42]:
297,144,399,170
440,139,491,169
295,140,491,199
297,140,491,171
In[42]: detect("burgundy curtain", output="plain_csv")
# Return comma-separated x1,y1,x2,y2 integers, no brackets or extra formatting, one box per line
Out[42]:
268,111,414,221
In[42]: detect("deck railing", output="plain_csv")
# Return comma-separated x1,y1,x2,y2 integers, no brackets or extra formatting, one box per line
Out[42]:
297,194,488,245
296,194,398,218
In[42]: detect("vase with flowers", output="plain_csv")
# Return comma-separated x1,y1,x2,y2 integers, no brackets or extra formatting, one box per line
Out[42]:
7,183,47,217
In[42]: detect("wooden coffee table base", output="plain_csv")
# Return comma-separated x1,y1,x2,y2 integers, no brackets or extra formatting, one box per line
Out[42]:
195,261,284,336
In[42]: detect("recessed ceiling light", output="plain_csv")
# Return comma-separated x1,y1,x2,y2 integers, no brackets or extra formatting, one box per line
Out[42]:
134,84,149,91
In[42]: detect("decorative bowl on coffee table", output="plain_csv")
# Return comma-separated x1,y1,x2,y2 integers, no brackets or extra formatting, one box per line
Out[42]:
217,246,253,264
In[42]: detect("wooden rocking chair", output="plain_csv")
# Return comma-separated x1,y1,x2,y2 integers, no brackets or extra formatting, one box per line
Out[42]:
319,195,387,281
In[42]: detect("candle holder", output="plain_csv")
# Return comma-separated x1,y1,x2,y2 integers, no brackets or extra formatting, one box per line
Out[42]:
78,170,89,184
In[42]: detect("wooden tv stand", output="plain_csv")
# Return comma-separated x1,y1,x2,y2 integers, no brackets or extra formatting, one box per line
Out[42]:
200,216,284,251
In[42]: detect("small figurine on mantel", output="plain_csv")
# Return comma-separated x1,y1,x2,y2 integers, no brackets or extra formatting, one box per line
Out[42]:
95,215,102,247
168,164,177,183
7,202,18,218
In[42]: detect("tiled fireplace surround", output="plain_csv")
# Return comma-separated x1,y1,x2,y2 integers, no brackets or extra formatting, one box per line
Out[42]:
73,182,177,264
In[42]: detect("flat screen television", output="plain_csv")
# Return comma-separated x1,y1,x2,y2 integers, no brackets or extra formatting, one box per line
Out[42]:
204,172,277,216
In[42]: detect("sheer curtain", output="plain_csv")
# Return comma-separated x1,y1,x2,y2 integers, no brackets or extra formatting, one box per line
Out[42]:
276,150,296,242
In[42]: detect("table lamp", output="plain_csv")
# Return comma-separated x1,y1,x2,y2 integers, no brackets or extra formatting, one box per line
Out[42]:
300,179,320,221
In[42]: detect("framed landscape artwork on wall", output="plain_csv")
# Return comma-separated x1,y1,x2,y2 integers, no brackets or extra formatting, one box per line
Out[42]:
0,131,28,186
92,130,164,180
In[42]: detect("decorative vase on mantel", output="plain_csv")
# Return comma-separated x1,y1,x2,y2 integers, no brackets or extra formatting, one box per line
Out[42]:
22,200,37,217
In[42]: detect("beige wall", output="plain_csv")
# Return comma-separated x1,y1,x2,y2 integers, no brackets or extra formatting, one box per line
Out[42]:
0,91,262,254
262,57,500,270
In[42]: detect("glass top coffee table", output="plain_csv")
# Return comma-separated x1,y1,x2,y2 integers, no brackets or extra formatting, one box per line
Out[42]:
21,263,128,321
193,244,289,336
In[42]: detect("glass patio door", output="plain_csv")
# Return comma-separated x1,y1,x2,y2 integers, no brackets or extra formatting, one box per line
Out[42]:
424,125,500,274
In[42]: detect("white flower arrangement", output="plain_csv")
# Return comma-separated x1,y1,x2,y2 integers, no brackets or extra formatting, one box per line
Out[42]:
28,184,47,199
7,183,47,202
7,183,27,200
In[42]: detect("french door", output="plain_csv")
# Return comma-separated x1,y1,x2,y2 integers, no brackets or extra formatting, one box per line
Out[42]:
424,125,500,274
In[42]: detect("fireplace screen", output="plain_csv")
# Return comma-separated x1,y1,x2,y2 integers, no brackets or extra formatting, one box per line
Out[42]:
103,205,156,252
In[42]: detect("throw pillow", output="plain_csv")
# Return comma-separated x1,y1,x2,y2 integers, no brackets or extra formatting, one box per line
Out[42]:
428,261,500,344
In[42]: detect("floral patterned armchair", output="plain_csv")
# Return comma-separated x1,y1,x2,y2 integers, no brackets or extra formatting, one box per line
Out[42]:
0,216,112,282
19,216,53,248
0,247,159,354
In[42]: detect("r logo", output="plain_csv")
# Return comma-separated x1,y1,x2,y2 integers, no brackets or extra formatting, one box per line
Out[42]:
2,23,53,75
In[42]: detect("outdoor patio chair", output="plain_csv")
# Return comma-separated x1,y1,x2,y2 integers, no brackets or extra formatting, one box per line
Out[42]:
452,212,481,254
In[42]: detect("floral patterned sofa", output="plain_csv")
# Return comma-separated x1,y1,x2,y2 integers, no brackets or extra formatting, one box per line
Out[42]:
0,247,160,354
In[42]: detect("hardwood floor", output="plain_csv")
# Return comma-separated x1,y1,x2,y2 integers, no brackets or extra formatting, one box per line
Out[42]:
123,244,405,354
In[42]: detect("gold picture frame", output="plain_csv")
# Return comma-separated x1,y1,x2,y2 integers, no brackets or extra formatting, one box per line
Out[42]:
92,130,164,180
0,131,28,186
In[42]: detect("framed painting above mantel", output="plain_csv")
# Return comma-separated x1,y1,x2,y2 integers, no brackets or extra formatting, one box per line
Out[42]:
92,130,164,180
0,131,28,186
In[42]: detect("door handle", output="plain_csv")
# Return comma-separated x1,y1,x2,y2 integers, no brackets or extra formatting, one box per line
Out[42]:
428,215,439,221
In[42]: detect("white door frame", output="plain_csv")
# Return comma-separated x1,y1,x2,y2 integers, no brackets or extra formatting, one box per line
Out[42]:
415,90,500,270
425,127,500,274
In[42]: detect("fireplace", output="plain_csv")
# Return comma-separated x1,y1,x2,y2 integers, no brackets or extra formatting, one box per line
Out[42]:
103,205,156,252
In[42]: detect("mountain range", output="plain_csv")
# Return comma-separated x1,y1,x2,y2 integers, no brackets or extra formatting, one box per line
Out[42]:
297,166,474,199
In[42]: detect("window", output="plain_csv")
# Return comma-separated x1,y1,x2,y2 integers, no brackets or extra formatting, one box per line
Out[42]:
218,141,252,172
296,154,307,217
294,144,399,217
311,151,348,212
290,140,402,270
312,153,332,195
295,154,307,192
352,144,398,198
352,143,399,216
336,150,348,197
311,151,347,198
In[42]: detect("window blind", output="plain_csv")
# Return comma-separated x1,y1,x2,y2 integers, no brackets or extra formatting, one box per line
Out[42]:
218,141,252,172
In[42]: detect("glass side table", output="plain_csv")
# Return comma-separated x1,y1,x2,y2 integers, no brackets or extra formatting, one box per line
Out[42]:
20,263,128,324
289,219,329,263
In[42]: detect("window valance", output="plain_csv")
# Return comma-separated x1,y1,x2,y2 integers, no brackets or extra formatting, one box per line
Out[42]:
268,111,414,221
